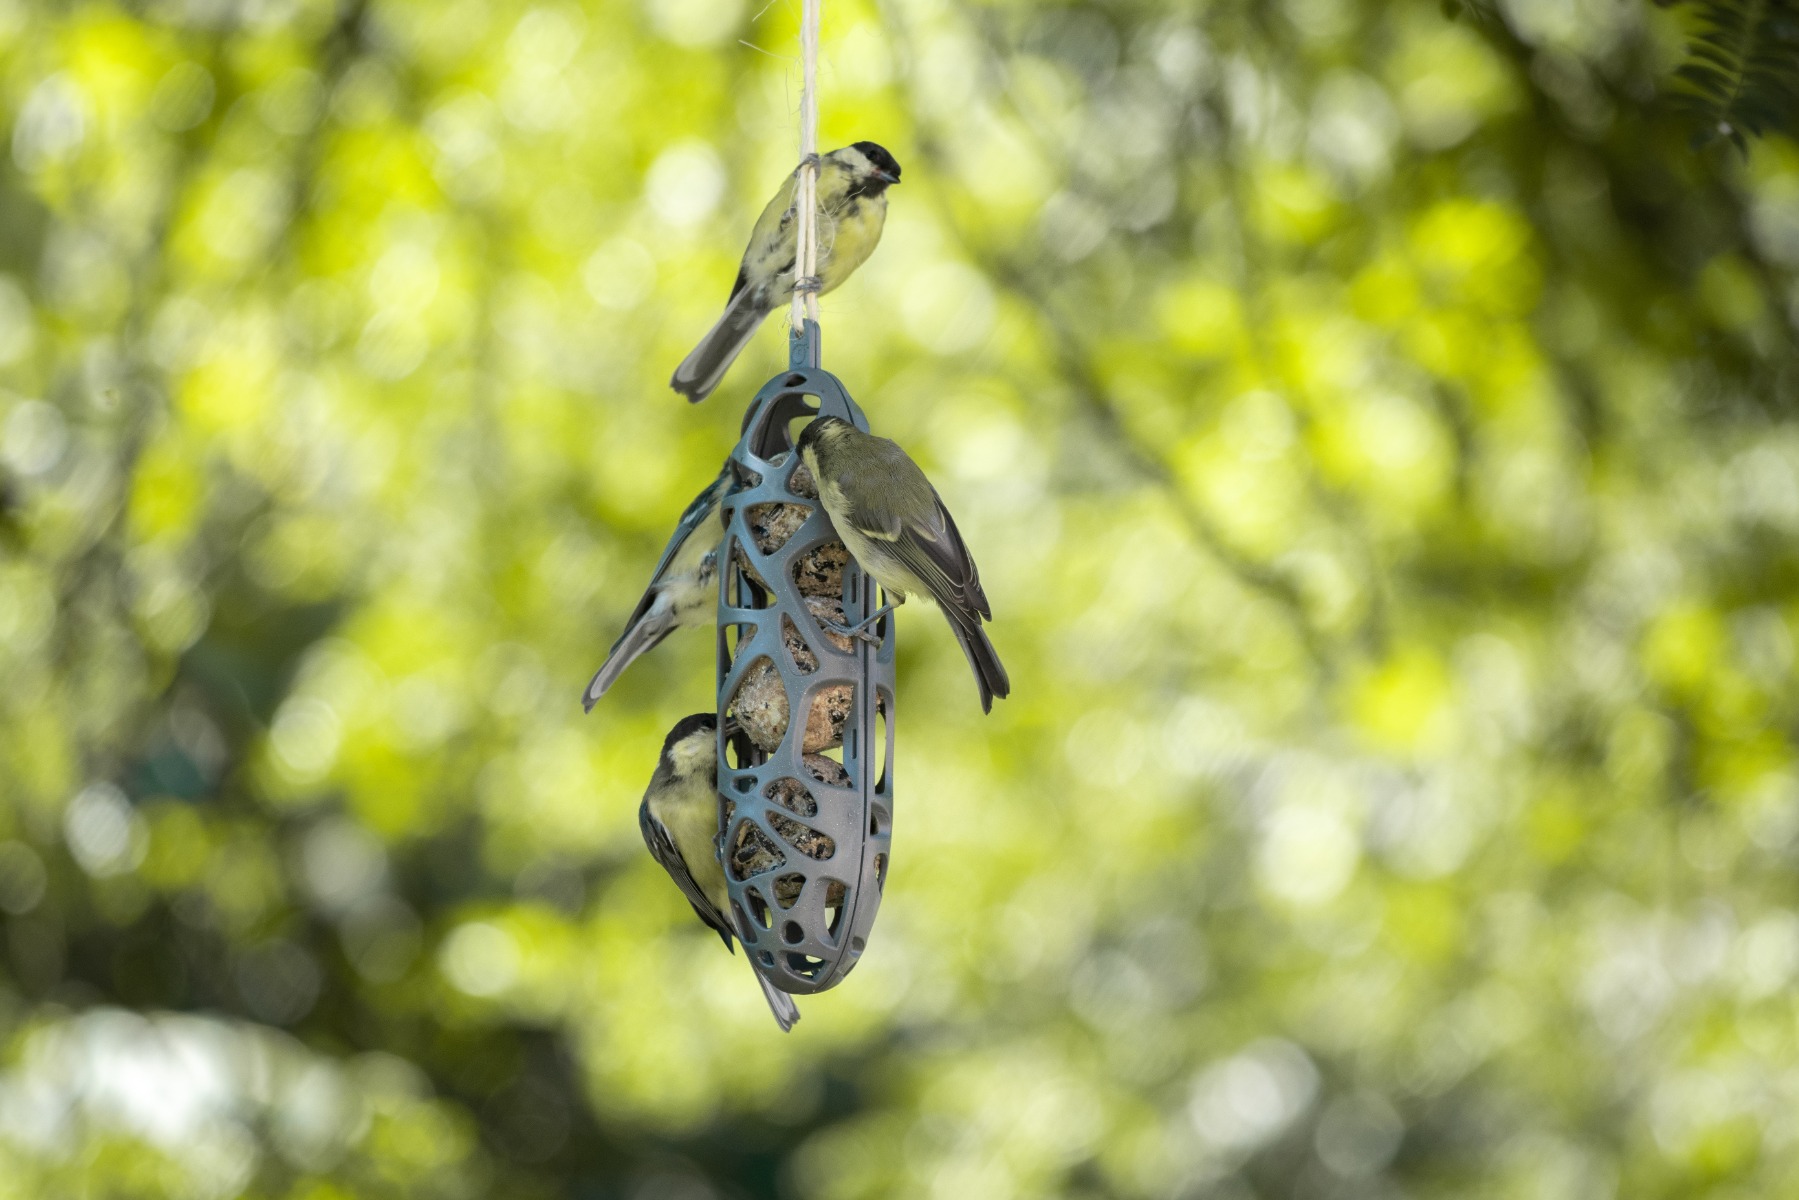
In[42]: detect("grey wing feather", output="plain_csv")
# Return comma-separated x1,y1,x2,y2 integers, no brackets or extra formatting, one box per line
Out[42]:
835,440,1007,711
836,439,993,621
888,495,992,622
639,802,734,953
889,502,1009,712
583,469,727,707
834,437,930,537
606,469,726,649
641,469,729,602
584,613,678,710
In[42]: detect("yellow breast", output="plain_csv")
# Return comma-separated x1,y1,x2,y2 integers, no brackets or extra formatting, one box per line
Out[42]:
649,772,729,910
818,195,888,293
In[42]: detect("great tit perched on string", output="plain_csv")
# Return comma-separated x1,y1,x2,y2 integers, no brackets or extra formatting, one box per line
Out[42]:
796,417,1010,713
670,142,901,403
582,466,730,709
640,713,801,1032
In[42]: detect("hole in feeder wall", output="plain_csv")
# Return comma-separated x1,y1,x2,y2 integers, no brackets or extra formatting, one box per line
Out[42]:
772,872,806,908
782,921,805,945
803,597,853,656
747,501,810,558
765,753,849,820
781,616,817,677
754,774,843,865
769,811,834,860
729,819,785,880
765,777,816,819
784,408,821,449
812,744,847,787
822,879,848,936
810,682,856,753
728,548,775,610
873,853,887,891
875,698,892,796
785,952,827,978
746,887,774,930
790,542,850,602
725,725,761,774
724,621,757,659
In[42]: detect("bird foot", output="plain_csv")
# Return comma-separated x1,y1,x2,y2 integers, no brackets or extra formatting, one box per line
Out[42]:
820,604,894,646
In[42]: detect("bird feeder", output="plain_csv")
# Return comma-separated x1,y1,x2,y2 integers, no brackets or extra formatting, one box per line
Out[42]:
714,323,895,995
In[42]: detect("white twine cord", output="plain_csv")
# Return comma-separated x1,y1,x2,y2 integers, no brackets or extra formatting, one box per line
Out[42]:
790,0,822,332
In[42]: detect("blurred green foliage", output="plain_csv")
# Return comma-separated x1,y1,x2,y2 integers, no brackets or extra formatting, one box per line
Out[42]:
3,0,1799,1196
1664,0,1799,149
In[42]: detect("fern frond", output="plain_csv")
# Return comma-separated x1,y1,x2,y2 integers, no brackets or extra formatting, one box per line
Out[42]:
1669,0,1799,149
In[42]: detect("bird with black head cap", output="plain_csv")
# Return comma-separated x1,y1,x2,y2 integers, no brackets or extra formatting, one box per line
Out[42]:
670,142,901,403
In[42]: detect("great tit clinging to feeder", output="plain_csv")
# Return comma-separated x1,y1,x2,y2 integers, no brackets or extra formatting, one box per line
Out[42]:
641,713,801,1032
582,466,730,710
670,142,901,403
796,416,1010,713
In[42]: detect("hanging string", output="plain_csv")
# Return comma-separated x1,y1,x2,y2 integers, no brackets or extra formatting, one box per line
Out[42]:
789,0,822,332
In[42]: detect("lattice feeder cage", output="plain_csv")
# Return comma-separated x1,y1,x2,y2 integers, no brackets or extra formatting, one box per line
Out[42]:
715,328,896,996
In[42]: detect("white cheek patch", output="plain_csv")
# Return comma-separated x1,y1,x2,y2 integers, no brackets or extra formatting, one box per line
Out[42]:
669,736,713,777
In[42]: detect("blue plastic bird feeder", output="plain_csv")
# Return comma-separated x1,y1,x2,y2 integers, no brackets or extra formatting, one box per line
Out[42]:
714,323,896,994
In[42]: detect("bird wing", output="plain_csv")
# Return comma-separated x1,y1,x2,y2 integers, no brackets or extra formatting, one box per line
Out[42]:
815,155,854,210
639,800,735,952
837,439,992,622
610,468,727,645
733,171,800,304
887,493,993,621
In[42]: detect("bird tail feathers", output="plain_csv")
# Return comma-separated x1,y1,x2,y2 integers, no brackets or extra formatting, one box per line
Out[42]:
949,613,1010,715
756,970,801,1032
582,613,674,711
670,289,768,403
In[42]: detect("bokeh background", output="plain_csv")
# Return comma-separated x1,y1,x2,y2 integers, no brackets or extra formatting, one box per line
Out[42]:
5,0,1799,1195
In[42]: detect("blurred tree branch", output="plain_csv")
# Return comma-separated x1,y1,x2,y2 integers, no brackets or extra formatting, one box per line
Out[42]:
878,0,1351,676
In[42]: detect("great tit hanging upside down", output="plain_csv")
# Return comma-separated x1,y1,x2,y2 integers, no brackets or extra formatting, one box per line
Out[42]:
639,713,801,1032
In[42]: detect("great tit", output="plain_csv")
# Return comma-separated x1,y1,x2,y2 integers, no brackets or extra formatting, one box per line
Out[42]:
670,142,901,403
640,713,801,1032
582,466,729,710
796,416,1010,713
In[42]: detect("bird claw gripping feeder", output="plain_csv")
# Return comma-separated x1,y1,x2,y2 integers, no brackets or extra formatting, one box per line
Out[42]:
715,323,896,994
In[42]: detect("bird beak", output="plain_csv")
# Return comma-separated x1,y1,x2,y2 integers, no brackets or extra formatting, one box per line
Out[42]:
875,169,900,185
